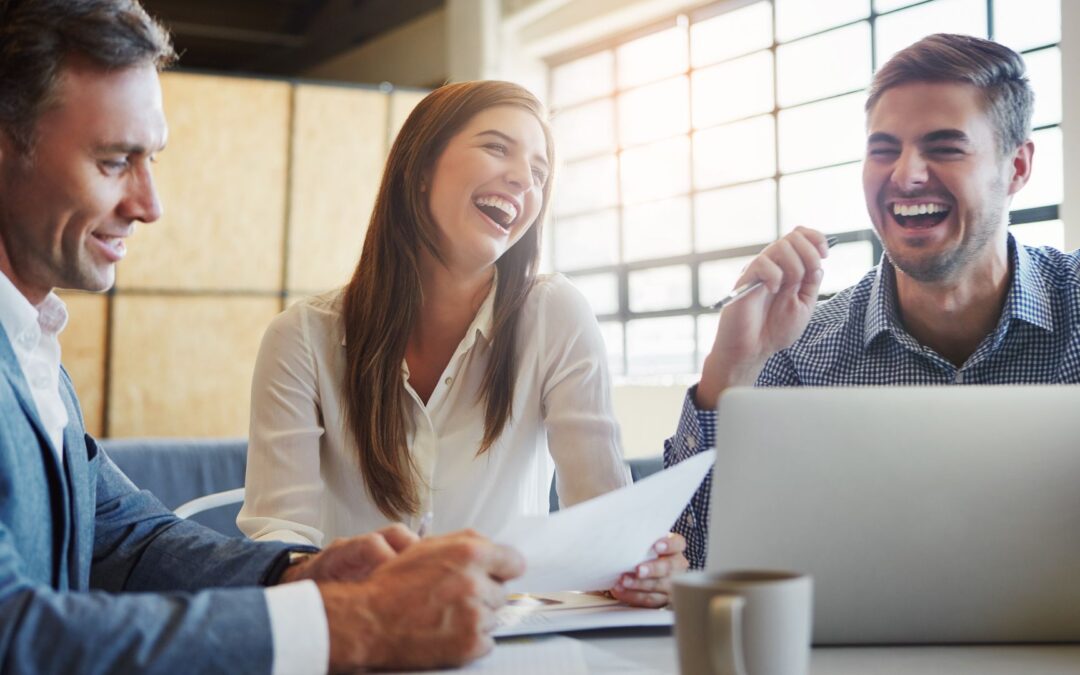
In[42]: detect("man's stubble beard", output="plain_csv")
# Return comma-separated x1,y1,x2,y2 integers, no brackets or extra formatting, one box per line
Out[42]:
883,178,1008,284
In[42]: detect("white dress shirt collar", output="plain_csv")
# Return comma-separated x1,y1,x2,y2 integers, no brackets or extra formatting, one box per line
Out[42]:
0,270,70,457
341,271,497,353
240,273,631,545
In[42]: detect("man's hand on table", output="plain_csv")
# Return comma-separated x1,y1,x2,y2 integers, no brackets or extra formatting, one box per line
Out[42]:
278,524,417,585
314,529,525,673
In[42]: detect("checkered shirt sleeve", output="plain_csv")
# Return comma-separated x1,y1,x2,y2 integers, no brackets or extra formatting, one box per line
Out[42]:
663,385,717,569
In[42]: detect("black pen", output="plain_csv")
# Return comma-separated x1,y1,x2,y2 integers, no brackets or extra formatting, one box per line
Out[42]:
711,236,840,310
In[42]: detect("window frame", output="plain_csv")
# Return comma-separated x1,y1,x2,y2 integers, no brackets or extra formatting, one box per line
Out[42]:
544,0,1062,377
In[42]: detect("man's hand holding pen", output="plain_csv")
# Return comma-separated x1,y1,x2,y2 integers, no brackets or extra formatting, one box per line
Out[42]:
697,226,833,410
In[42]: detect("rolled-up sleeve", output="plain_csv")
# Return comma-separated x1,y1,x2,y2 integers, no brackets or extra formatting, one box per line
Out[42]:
663,385,717,569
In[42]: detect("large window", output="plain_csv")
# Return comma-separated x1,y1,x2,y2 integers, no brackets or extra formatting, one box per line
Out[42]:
544,0,1063,378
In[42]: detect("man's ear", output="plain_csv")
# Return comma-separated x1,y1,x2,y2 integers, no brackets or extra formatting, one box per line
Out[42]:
1006,139,1035,196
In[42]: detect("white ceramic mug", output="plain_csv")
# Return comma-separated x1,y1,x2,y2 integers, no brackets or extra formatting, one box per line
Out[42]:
672,570,813,675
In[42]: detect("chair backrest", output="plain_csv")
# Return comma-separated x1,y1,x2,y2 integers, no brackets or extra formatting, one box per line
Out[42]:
103,437,247,537
103,436,665,536
549,456,663,512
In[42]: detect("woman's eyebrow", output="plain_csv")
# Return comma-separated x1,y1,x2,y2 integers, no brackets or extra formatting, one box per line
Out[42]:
474,129,549,170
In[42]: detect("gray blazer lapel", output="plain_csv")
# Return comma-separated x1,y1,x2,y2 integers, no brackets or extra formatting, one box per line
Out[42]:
0,330,58,459
59,373,93,590
0,327,71,587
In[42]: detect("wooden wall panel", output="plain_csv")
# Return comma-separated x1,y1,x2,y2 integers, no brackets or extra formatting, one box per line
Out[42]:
85,74,429,438
286,85,388,293
56,291,107,437
108,296,279,437
117,73,291,292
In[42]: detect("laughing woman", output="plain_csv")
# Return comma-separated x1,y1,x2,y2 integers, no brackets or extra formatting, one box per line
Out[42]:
238,81,686,606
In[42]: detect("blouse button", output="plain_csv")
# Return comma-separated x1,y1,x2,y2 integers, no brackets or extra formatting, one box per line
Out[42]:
444,377,453,386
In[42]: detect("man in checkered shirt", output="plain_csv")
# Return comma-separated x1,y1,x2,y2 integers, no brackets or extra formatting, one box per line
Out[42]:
665,33,1080,569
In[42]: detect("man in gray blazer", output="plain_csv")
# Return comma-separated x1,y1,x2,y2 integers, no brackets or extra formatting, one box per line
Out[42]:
0,1,524,673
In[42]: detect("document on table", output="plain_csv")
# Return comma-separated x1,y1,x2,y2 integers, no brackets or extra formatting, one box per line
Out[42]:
494,449,715,594
394,636,589,674
495,602,673,637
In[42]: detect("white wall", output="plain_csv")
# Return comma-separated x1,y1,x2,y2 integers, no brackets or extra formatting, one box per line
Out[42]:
613,385,690,458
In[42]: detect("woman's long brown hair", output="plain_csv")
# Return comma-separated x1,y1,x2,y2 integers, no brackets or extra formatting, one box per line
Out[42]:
340,81,556,519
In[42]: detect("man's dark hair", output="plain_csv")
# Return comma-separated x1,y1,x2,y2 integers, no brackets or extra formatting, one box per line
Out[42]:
0,0,176,154
866,33,1034,155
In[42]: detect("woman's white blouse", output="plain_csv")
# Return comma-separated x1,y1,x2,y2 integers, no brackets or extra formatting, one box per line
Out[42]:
238,274,631,546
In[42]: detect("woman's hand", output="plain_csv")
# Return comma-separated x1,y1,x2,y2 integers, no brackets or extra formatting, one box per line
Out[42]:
609,533,689,608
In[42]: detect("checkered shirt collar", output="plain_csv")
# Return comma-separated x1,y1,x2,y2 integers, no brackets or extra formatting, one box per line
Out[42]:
862,233,1054,349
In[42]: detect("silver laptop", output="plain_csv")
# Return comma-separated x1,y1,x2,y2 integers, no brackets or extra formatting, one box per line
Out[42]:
707,386,1080,645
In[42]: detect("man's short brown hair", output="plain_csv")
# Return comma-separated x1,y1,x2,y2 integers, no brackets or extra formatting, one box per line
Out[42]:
866,33,1034,155
0,0,176,154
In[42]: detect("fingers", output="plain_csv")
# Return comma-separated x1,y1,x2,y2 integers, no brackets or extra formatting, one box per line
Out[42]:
343,533,397,569
610,581,670,608
411,533,524,588
653,533,686,556
462,630,496,664
468,572,509,611
786,228,827,302
476,542,527,583
377,523,419,552
611,545,690,608
741,227,829,296
634,552,689,580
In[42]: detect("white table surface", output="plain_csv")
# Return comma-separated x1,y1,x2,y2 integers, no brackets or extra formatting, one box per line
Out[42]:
567,627,1080,674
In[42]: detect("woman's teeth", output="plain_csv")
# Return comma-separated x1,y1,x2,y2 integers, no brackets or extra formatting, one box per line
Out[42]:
474,195,517,228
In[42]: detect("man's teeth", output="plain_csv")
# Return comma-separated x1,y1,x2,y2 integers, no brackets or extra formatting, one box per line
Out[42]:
892,202,949,217
474,195,518,227
95,234,125,252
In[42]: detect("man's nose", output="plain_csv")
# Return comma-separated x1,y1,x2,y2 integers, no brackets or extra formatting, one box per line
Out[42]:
121,163,163,224
891,148,929,192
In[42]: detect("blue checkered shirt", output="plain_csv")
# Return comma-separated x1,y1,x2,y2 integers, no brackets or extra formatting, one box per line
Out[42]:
665,236,1080,568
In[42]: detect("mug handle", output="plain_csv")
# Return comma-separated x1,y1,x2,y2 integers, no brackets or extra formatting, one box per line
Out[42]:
709,594,748,675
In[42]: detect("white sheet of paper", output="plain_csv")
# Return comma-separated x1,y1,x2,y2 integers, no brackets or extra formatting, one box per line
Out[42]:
394,636,589,674
494,449,715,594
494,604,674,637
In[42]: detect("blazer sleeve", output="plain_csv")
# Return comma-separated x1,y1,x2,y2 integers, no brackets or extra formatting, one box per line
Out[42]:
0,450,300,675
0,366,305,673
90,441,300,593
0,556,277,674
